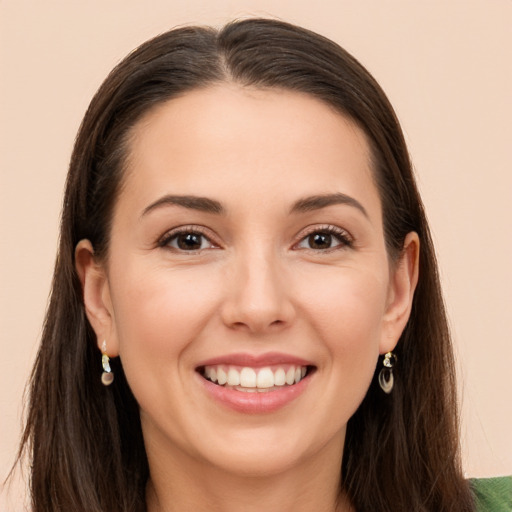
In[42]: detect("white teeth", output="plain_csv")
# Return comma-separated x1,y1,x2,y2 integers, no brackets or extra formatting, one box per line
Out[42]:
240,367,257,387
274,368,286,386
285,367,295,385
227,367,240,386
203,364,309,389
256,367,274,388
217,367,227,385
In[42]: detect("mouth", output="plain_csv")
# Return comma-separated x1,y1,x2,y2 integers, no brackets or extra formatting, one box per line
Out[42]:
197,364,316,393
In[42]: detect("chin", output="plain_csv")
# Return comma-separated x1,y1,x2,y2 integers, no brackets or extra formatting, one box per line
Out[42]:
189,421,345,479
204,444,311,478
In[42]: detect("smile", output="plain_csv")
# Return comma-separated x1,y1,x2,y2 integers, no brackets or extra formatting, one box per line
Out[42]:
201,364,309,392
195,353,315,413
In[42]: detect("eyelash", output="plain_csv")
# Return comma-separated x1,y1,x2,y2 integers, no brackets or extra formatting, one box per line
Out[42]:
294,224,354,252
157,224,354,253
158,225,218,252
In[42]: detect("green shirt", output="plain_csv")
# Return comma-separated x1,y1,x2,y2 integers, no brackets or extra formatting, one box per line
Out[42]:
471,476,512,512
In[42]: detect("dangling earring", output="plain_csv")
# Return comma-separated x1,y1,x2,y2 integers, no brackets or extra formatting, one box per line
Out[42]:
378,351,396,394
101,340,114,386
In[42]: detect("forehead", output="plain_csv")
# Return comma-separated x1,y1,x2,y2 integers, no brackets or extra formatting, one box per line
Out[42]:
121,84,380,219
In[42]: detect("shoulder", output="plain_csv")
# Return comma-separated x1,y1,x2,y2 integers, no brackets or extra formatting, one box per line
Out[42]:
470,476,512,512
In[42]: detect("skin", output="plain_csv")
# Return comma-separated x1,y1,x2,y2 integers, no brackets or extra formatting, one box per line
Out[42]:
76,85,419,512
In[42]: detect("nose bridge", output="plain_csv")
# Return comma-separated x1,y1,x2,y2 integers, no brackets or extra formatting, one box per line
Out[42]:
222,242,294,332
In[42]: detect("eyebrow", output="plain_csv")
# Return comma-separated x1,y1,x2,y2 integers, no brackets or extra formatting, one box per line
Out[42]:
141,192,367,219
141,195,225,218
290,193,368,218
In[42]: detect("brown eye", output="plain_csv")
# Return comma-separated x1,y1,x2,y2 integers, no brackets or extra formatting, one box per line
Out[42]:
176,233,203,250
164,231,214,251
295,227,352,251
308,233,333,249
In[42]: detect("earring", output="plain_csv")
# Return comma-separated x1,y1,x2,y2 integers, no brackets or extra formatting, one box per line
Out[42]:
378,351,396,394
101,340,114,386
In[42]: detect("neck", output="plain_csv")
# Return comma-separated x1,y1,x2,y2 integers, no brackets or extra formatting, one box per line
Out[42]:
145,436,353,512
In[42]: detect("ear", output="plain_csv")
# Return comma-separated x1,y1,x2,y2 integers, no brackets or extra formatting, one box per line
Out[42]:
380,232,420,354
75,239,119,357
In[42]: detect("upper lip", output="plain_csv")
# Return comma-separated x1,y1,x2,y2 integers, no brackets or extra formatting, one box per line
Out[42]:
195,352,314,369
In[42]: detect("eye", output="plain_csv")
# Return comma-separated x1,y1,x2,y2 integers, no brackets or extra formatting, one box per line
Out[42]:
159,227,218,252
295,226,353,251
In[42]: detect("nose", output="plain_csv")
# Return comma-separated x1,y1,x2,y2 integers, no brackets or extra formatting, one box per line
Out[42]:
220,248,296,334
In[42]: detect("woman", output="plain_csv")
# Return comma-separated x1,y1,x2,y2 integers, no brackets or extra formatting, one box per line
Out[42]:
15,18,510,512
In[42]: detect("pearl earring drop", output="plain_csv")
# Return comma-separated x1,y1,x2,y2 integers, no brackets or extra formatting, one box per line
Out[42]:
101,340,114,386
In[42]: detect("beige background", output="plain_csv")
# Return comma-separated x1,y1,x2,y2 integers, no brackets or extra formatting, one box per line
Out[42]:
1,0,511,507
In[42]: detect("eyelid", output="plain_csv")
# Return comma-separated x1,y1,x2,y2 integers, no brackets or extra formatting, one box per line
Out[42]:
293,224,354,250
157,224,221,250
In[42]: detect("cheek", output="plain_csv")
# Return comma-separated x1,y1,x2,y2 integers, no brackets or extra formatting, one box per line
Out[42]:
108,263,222,373
296,265,389,371
301,264,387,332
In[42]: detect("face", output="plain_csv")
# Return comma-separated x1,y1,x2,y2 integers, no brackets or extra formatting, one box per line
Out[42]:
80,85,417,479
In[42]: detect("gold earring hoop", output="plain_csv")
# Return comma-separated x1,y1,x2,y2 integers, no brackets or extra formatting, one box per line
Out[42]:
378,351,396,394
101,340,114,386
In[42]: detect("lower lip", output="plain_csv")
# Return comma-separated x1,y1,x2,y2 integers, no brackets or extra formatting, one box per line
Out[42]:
198,373,312,414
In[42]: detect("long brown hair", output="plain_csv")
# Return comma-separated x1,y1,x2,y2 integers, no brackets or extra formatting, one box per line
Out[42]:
16,18,475,511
